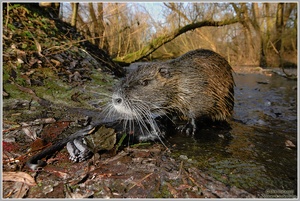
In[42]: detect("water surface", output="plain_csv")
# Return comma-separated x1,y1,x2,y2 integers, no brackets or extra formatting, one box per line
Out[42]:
168,70,297,196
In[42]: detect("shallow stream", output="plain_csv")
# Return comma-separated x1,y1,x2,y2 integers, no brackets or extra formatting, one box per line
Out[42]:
168,69,297,196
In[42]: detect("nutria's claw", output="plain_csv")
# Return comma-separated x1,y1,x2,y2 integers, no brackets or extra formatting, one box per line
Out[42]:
177,118,197,135
66,137,93,162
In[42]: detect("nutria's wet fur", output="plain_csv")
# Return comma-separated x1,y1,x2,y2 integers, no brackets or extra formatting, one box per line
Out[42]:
105,49,234,140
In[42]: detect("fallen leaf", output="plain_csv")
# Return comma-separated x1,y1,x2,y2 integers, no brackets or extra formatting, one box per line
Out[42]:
21,123,37,140
3,141,19,152
285,140,296,148
3,172,36,186
29,138,50,152
33,117,56,125
40,121,70,141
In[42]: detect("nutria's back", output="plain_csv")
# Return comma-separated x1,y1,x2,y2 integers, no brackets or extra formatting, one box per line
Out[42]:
166,49,234,121
109,49,234,137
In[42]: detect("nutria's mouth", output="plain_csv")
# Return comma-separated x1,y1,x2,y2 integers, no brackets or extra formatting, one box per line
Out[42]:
111,93,164,119
102,94,166,142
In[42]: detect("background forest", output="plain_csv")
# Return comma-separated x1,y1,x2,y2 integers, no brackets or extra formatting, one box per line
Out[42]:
52,2,298,68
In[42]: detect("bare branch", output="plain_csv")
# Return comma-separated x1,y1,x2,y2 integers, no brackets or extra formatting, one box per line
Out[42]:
115,18,239,63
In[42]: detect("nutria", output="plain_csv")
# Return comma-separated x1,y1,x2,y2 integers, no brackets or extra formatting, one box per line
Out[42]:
105,49,234,140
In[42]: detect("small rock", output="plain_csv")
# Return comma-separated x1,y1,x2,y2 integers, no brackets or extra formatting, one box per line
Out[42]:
285,140,296,148
264,101,271,106
179,155,188,160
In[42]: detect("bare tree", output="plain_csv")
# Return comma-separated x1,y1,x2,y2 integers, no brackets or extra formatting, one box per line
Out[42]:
63,2,296,67
275,3,284,66
97,3,109,52
71,3,78,27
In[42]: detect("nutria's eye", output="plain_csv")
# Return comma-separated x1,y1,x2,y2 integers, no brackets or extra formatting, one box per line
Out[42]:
139,80,149,86
159,68,171,78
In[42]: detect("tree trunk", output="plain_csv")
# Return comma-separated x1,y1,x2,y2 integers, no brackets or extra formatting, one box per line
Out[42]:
275,3,284,67
252,3,267,67
231,3,255,65
264,3,272,66
88,3,99,46
97,3,109,53
71,3,79,28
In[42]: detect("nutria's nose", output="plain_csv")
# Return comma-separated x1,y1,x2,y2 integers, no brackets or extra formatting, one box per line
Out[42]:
113,97,123,105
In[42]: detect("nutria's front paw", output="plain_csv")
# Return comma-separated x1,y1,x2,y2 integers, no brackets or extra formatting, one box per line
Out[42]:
66,137,93,162
177,118,197,135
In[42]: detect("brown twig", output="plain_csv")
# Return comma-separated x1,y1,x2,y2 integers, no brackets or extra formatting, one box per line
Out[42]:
128,172,153,190
5,3,10,29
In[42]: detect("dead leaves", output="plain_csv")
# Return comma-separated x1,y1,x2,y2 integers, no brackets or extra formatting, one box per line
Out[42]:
3,171,36,186
2,171,36,198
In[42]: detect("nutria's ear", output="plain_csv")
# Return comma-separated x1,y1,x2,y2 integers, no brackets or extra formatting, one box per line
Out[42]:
159,68,171,78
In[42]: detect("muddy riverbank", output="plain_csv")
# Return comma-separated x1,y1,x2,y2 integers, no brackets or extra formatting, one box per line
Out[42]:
3,66,297,198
